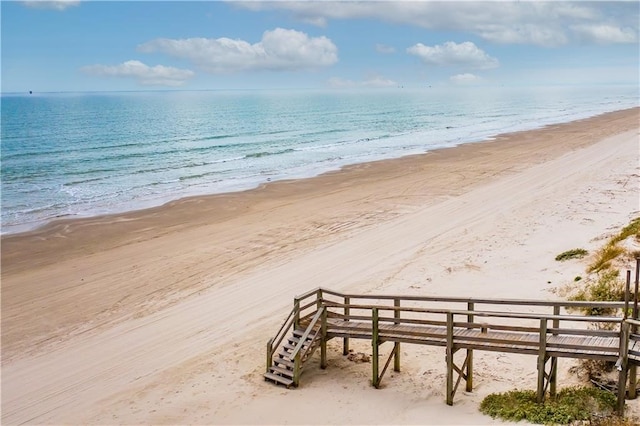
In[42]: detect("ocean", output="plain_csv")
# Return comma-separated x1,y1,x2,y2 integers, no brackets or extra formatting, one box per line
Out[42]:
1,86,638,235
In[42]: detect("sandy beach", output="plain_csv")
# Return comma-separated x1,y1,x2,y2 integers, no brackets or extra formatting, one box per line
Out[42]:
2,107,639,425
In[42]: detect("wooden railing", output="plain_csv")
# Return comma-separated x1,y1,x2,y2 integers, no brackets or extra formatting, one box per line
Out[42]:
268,286,640,412
290,306,325,385
266,288,323,379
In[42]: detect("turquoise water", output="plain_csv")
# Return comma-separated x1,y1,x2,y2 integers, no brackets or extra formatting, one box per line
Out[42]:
1,86,638,234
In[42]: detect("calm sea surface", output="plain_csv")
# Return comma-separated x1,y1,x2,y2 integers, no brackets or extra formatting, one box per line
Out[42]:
1,86,638,234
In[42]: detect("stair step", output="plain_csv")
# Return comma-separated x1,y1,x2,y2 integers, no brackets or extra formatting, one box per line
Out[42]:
290,341,312,348
274,357,295,368
288,335,316,345
276,350,292,359
293,329,318,339
283,343,303,351
264,372,294,387
283,341,313,352
269,365,294,377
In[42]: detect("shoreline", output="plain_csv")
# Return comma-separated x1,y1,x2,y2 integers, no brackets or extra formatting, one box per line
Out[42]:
1,107,639,424
2,105,638,239
2,107,638,274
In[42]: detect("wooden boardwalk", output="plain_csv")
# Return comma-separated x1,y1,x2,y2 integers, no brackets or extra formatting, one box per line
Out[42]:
265,286,640,414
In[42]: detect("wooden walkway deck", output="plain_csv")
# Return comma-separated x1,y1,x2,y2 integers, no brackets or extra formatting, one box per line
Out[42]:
325,318,629,360
265,286,640,414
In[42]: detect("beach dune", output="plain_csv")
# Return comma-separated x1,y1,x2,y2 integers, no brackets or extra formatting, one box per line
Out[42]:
1,108,639,424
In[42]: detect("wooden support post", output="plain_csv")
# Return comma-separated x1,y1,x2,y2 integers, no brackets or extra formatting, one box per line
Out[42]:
631,357,638,401
466,302,474,392
618,269,636,400
550,357,558,399
617,321,630,415
293,350,302,387
372,307,380,388
537,318,548,403
446,312,455,405
321,307,327,369
552,306,560,336
317,288,323,310
394,298,401,372
343,296,350,355
630,258,640,400
293,298,300,330
266,338,273,373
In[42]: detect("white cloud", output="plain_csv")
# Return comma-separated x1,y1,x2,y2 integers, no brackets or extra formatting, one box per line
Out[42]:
138,28,338,73
571,24,637,44
328,75,397,89
449,73,482,85
235,1,639,46
81,60,195,87
407,41,499,69
21,0,80,10
475,24,568,46
375,44,396,54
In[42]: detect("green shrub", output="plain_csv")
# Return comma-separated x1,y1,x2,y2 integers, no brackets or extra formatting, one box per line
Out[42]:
555,249,588,262
555,248,589,261
480,387,617,425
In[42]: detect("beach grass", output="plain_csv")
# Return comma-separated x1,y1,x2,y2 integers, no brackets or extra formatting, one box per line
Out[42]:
587,217,640,273
588,244,626,273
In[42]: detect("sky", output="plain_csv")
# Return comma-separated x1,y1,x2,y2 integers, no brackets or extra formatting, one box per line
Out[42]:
1,0,639,92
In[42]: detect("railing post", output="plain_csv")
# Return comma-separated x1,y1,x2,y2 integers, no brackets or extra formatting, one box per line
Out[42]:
372,307,380,388
617,321,630,415
551,306,560,398
266,338,273,373
624,271,631,320
394,298,401,372
630,258,640,400
294,298,300,330
317,288,323,310
466,302,474,392
321,308,327,369
537,318,548,403
634,257,640,321
621,271,632,406
446,312,455,405
343,296,350,355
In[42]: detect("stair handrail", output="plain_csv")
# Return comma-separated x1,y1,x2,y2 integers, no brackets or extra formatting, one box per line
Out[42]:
291,306,325,360
272,305,296,349
269,290,321,354
267,304,297,372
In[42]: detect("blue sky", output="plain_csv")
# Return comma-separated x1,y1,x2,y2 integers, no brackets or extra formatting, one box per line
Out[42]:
2,0,639,92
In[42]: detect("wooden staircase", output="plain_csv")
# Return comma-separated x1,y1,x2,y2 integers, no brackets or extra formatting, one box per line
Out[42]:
264,328,321,387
